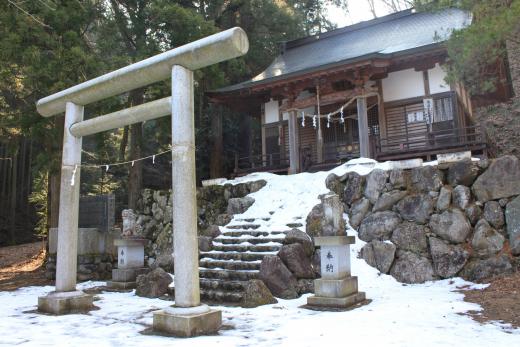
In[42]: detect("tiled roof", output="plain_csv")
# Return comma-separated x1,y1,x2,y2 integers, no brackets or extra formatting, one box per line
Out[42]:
215,8,470,93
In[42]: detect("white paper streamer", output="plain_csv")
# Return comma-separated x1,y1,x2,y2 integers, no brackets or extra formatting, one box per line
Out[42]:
70,165,78,186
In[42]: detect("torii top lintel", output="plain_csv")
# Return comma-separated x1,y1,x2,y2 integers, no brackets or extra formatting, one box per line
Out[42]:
36,27,249,118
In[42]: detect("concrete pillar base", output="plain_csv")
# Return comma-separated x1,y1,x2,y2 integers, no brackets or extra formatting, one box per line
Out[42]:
107,266,148,289
38,290,94,315
314,276,358,298
307,291,366,309
153,305,222,337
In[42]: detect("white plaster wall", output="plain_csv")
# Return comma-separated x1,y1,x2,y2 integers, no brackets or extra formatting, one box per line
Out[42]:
264,100,279,124
296,90,314,100
382,68,425,102
428,63,451,94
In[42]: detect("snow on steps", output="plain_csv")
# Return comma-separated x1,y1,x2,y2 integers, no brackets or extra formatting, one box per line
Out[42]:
199,217,293,305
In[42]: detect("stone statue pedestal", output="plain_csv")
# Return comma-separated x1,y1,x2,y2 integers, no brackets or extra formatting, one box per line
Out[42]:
107,238,147,289
307,236,366,309
153,305,222,337
38,290,94,315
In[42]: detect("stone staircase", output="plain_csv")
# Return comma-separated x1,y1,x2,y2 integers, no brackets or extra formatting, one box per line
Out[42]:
199,217,295,305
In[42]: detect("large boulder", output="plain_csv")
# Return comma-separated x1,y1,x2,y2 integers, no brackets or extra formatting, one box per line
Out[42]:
461,255,512,282
241,280,277,308
312,249,321,277
258,255,299,299
465,204,482,226
215,213,232,226
278,243,315,279
283,229,314,257
395,194,434,224
227,196,255,215
325,173,345,197
343,172,365,205
358,211,401,242
436,186,452,212
390,251,435,284
410,166,444,192
373,190,407,212
306,193,345,237
223,183,248,199
429,237,469,278
446,160,479,186
152,250,174,273
505,195,520,255
198,236,213,252
472,156,520,202
348,198,371,229
360,240,396,274
429,209,471,243
390,221,428,255
471,219,505,257
247,180,267,194
296,279,315,295
452,185,471,210
483,201,505,229
135,268,172,298
389,169,409,189
364,169,388,204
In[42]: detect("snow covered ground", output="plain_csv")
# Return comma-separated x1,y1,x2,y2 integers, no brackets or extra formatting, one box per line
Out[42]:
1,159,519,346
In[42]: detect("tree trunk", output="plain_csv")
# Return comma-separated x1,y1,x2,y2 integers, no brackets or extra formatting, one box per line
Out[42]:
119,125,129,161
49,173,61,228
48,116,64,230
9,147,18,245
210,106,223,178
128,123,143,209
127,89,144,210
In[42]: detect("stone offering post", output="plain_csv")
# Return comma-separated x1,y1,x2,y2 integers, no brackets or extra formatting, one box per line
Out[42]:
307,236,366,309
35,28,249,332
107,210,147,289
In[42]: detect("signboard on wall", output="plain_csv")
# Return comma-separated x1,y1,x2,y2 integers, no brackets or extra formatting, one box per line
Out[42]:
78,194,115,232
423,98,434,124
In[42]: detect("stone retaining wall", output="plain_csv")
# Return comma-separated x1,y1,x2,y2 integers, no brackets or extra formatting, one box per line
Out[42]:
45,227,118,280
134,180,266,270
326,156,520,283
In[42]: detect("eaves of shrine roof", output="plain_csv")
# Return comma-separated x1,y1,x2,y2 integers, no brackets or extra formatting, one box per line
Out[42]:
213,8,470,94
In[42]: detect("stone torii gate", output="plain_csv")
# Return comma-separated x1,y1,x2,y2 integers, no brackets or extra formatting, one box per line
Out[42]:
36,28,249,337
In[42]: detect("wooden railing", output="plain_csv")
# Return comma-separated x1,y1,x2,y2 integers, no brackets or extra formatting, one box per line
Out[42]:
233,152,289,174
373,124,488,159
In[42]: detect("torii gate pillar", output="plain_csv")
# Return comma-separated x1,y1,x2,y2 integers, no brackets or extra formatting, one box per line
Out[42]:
152,66,221,336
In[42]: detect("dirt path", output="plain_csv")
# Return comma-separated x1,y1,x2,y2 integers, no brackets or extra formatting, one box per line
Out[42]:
461,272,520,329
0,241,51,291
